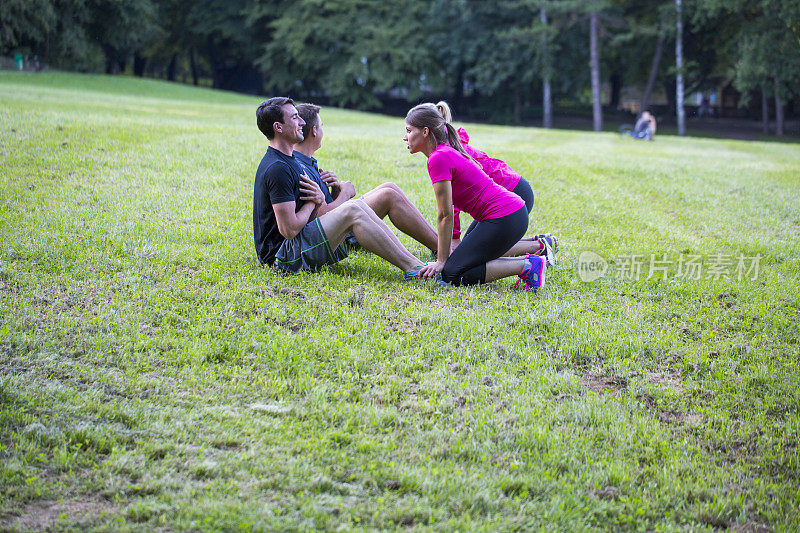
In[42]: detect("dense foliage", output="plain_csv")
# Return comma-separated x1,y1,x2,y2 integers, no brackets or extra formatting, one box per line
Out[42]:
3,0,799,126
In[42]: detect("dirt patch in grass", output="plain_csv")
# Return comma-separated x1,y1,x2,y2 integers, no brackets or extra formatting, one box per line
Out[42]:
1,497,117,531
581,373,627,396
589,485,621,501
728,518,772,533
31,282,102,315
264,316,302,335
644,369,685,393
655,410,703,427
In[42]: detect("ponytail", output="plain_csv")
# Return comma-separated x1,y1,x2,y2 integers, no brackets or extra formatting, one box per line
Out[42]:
436,101,453,123
444,122,472,161
406,101,474,162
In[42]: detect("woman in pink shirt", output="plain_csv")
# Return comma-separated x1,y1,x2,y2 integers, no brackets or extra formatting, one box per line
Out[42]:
404,103,546,291
435,102,557,265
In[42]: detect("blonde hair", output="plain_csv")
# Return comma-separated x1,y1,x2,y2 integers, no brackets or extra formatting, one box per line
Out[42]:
405,101,471,160
435,101,453,123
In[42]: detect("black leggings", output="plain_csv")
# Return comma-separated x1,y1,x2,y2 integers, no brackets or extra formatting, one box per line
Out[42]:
441,207,528,286
512,178,535,212
463,178,534,236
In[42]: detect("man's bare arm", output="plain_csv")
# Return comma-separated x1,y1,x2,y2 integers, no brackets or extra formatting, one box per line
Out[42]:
273,173,325,240
317,180,356,215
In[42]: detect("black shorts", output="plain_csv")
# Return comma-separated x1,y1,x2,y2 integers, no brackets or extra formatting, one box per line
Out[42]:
274,218,348,273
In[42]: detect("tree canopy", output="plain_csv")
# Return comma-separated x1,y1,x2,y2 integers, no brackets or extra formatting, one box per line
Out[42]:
3,0,797,131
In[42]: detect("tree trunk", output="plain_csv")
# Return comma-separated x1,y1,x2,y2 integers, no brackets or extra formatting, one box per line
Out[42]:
190,48,199,86
640,29,665,113
543,79,552,129
167,54,178,82
541,5,552,129
774,75,784,136
133,53,147,77
453,63,465,114
610,72,621,109
104,47,117,74
590,9,602,132
675,0,686,136
761,84,769,134
207,37,219,89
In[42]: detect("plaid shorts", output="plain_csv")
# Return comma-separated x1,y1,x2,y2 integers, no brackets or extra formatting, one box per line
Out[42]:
274,218,348,273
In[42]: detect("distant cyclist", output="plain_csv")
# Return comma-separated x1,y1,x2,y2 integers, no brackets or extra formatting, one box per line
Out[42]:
621,110,657,141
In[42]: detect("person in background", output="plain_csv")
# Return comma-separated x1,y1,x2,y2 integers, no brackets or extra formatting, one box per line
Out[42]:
632,110,656,140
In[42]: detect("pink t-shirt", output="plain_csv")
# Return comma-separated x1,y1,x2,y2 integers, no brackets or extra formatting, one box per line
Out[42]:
427,144,524,222
453,128,524,238
458,128,521,191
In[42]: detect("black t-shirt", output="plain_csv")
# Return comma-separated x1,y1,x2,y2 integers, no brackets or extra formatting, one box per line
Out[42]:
253,147,307,265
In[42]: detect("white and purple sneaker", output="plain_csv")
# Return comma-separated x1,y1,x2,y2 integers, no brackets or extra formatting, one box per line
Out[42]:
534,233,558,267
514,254,546,292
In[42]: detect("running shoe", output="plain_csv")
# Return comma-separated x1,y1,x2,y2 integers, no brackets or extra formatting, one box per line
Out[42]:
534,233,558,267
402,264,428,283
514,254,546,292
533,233,558,254
434,273,452,289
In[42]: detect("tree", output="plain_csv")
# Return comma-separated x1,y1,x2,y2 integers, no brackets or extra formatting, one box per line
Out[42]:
139,0,199,81
696,0,800,135
0,0,56,54
589,6,602,131
675,0,685,135
733,1,800,136
83,0,160,74
257,0,433,108
540,2,553,128
187,0,264,93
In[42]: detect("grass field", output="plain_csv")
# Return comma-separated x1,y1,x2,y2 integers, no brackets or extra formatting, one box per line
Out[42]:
1,72,799,531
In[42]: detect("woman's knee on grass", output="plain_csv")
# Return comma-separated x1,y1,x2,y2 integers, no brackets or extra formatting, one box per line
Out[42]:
441,262,485,286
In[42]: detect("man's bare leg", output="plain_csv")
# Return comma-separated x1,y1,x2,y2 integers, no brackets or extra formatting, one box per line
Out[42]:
362,183,438,252
319,199,423,272
354,197,424,256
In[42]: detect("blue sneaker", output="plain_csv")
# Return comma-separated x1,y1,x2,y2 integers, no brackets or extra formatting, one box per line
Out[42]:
434,273,452,289
534,233,558,267
514,254,546,292
402,264,428,283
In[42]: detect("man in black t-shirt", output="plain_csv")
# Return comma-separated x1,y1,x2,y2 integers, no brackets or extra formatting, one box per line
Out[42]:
253,97,426,278
293,103,438,256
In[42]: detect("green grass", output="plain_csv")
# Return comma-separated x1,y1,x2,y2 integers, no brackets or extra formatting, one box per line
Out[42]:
1,71,799,531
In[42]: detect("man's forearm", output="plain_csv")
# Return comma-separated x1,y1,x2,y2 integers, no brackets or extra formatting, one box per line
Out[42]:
317,194,351,216
282,202,317,240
